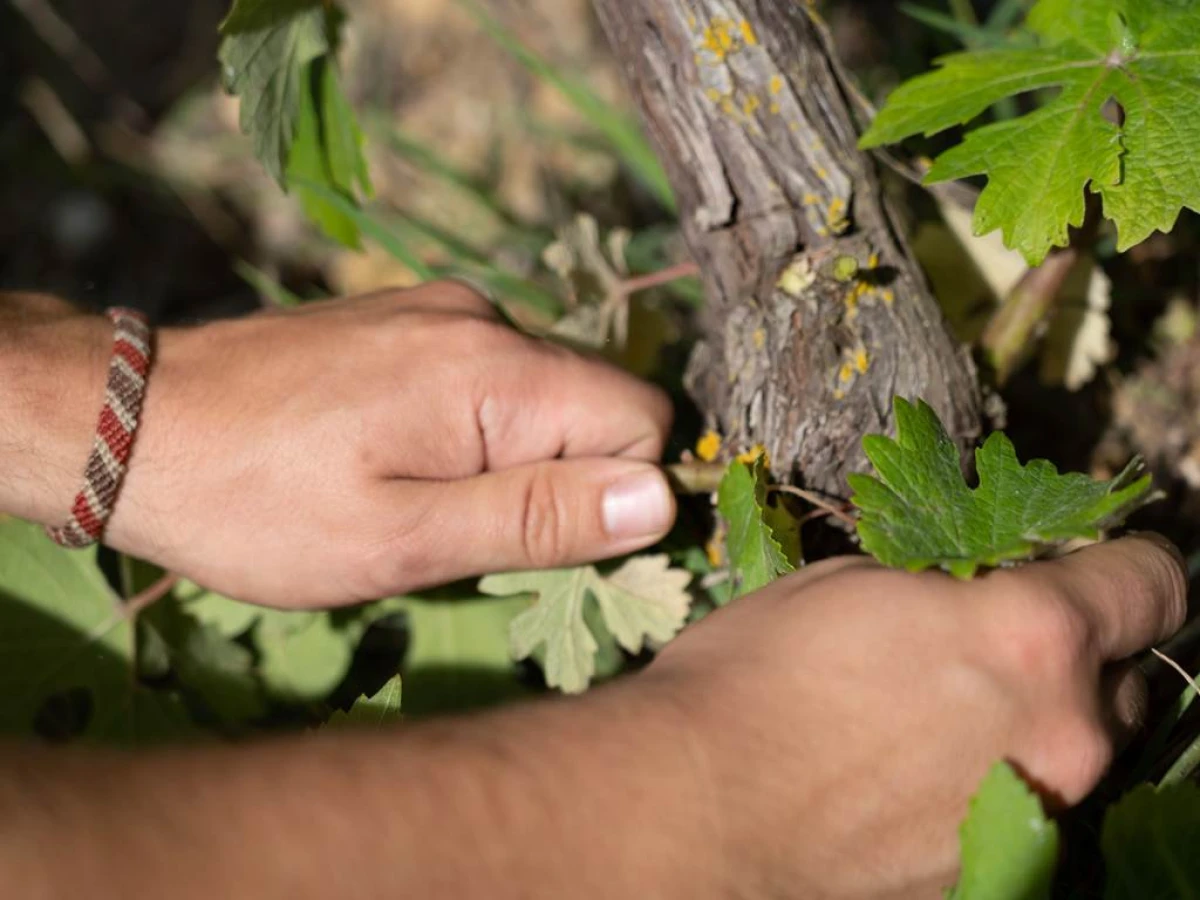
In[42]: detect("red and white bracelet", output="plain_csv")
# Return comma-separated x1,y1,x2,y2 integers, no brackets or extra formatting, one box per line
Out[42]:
46,307,153,549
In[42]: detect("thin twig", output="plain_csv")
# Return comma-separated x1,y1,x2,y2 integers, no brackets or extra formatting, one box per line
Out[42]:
619,261,700,297
981,246,1081,384
773,484,858,527
1152,648,1200,699
123,573,179,620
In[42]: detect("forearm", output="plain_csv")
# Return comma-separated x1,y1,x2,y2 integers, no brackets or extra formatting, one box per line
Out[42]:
0,683,723,900
0,293,109,525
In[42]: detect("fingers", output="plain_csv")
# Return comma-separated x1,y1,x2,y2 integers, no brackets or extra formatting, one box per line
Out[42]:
369,458,676,592
1100,663,1149,747
1017,535,1188,662
476,340,674,469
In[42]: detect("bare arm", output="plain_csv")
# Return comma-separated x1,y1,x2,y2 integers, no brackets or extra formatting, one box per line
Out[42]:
0,685,717,900
0,537,1188,899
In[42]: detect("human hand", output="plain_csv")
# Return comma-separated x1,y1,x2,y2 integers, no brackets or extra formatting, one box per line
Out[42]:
636,537,1188,899
97,283,674,607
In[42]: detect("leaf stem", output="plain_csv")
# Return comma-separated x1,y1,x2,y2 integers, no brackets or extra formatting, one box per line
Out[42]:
981,246,1080,384
773,485,858,527
619,261,700,297
124,574,179,620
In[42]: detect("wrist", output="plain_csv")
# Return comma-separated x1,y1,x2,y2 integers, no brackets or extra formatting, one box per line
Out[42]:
0,296,109,526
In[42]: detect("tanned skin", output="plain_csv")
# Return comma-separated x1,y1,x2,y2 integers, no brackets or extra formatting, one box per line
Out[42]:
0,286,1187,899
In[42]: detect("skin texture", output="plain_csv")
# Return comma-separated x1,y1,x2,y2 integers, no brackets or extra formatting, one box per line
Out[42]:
0,285,676,606
0,285,1190,898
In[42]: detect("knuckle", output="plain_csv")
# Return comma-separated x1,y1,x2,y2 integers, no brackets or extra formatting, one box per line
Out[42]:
356,512,435,600
1050,716,1113,804
450,313,510,356
519,468,570,570
985,583,1092,678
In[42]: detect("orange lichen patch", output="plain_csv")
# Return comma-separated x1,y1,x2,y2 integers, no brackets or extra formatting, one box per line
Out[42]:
753,327,766,349
769,74,784,95
701,18,736,57
769,102,781,115
867,251,880,269
720,96,737,117
736,444,769,467
695,429,722,463
699,17,758,60
881,288,895,306
742,94,761,116
705,87,723,102
853,347,870,374
838,361,855,384
816,166,829,180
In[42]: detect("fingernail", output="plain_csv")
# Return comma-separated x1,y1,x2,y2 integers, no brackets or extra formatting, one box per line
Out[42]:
603,469,674,540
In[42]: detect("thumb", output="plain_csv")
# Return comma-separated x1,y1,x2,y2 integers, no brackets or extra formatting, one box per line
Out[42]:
395,458,676,587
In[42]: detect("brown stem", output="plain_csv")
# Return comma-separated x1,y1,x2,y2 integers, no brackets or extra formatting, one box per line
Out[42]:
123,574,179,620
619,261,700,297
980,247,1080,384
772,484,857,527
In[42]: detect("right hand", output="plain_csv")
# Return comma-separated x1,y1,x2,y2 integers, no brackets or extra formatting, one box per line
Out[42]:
638,537,1188,898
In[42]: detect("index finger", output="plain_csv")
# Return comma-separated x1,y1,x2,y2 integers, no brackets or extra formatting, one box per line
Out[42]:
1027,535,1189,661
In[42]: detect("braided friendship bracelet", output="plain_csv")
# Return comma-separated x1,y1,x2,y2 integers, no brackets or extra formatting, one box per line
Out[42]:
46,308,153,549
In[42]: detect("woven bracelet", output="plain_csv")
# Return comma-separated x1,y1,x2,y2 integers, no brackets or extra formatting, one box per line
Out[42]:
46,307,153,549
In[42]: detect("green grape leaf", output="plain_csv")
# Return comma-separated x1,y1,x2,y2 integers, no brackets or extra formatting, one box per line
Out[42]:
1102,781,1200,898
218,0,329,186
0,519,192,742
142,598,266,725
718,459,797,598
255,609,360,702
174,580,263,637
849,398,1157,578
479,554,692,694
860,0,1200,264
325,675,403,728
948,762,1059,900
367,593,532,716
219,0,371,246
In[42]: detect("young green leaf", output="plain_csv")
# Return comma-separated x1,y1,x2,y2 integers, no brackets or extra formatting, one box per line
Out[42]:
220,0,372,246
1102,781,1200,898
218,0,330,186
948,762,1059,900
849,397,1157,578
325,675,403,728
718,459,797,598
479,555,692,694
860,0,1200,264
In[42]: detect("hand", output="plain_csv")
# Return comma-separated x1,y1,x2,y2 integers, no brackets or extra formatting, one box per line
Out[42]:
98,283,674,606
636,537,1188,899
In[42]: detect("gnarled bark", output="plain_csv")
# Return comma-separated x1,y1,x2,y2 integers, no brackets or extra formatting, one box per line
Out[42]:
592,0,981,495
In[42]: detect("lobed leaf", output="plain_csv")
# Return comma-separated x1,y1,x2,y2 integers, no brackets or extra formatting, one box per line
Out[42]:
479,555,691,694
850,398,1157,578
861,0,1200,263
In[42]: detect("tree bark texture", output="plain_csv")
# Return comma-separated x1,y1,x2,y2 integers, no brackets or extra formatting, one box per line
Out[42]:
592,0,981,496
